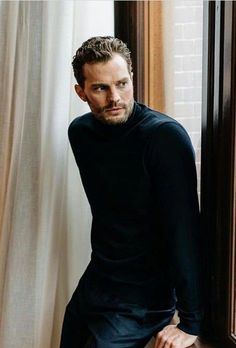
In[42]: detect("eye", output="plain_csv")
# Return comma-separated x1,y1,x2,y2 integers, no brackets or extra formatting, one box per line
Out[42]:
92,85,107,91
117,81,128,88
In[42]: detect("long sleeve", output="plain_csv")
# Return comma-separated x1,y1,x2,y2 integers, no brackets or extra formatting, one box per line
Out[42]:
67,105,203,335
145,121,203,335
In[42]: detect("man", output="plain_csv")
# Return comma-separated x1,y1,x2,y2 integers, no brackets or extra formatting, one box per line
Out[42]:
60,36,203,348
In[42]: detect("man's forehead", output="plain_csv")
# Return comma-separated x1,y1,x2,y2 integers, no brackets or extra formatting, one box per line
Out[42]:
83,55,130,83
84,67,130,85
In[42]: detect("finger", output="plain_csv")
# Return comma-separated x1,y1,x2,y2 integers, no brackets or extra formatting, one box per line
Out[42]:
155,329,176,348
154,331,167,348
169,335,181,348
165,333,181,348
155,329,167,348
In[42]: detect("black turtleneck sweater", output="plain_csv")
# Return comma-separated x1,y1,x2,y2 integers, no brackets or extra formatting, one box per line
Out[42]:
68,102,203,336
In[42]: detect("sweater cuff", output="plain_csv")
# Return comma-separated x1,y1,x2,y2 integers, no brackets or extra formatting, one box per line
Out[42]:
176,308,203,336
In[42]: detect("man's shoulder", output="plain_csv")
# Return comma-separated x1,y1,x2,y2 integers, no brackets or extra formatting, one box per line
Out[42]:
137,103,193,152
137,103,183,133
69,112,93,131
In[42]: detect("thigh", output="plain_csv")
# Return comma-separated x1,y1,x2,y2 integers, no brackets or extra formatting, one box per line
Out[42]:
83,311,174,348
60,292,91,348
86,304,160,348
78,278,175,348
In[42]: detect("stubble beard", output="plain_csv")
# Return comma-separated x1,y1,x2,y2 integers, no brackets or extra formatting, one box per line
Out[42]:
90,99,134,125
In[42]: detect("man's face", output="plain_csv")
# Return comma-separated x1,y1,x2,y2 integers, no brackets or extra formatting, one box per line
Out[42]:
75,54,134,125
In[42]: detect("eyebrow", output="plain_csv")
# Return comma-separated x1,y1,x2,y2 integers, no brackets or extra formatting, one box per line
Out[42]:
91,78,129,88
91,83,108,88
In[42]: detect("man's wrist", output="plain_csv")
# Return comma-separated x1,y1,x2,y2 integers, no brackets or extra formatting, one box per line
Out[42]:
177,321,201,336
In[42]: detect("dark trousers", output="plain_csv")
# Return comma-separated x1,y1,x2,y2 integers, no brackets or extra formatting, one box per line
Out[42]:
60,281,175,348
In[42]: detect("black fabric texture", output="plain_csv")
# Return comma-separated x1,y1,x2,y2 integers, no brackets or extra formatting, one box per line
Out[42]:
60,276,175,347
67,102,203,337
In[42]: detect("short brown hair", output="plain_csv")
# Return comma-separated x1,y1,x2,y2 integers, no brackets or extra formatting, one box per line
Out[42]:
72,36,132,88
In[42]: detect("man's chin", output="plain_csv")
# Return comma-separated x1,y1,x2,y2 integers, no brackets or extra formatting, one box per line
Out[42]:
95,112,130,125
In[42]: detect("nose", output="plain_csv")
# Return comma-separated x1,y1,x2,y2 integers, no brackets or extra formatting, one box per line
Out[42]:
108,87,121,104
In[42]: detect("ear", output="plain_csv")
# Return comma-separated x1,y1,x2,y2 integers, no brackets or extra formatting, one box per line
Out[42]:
74,84,87,102
128,71,133,83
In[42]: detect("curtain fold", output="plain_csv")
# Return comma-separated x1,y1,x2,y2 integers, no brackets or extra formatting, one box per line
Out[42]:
0,2,114,347
0,3,19,310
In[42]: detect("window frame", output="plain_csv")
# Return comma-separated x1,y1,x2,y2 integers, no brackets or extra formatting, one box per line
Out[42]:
114,1,145,103
201,1,236,346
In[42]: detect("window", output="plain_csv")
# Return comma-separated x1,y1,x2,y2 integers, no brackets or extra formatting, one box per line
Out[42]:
115,1,236,347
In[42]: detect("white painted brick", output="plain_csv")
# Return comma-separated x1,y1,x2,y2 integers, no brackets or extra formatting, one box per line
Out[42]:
174,102,194,117
175,87,201,103
194,38,203,54
181,55,202,71
176,0,203,7
172,0,203,183
183,23,203,39
174,88,185,102
174,39,195,55
195,5,203,21
174,88,184,101
193,71,202,88
183,86,202,102
175,71,202,88
175,24,184,39
174,6,203,24
194,102,202,116
175,71,194,87
174,56,183,71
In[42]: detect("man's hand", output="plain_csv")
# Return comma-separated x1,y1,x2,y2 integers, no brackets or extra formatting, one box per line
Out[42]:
154,324,198,348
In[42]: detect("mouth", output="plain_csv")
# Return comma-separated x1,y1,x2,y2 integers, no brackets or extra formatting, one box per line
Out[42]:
105,107,125,115
106,107,123,111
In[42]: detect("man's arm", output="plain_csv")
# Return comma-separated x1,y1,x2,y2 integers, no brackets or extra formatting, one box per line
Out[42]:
145,121,203,345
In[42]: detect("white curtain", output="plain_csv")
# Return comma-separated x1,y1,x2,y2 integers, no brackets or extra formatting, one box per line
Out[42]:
0,1,114,347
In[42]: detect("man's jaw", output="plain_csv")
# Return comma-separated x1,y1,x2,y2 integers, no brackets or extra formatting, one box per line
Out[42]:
90,100,134,125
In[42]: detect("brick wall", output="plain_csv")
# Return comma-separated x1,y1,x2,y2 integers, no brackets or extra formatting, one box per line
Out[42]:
172,0,203,192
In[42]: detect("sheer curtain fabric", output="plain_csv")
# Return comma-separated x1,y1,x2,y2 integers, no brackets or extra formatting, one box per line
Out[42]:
0,2,114,347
